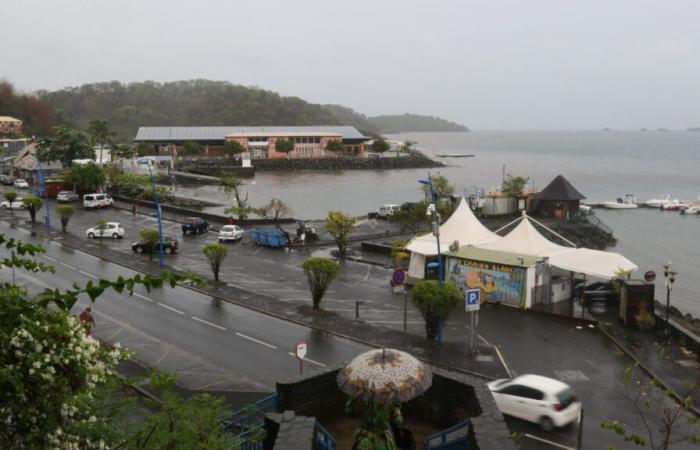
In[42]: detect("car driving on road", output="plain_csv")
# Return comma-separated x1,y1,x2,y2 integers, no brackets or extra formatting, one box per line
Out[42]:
57,191,80,203
86,222,125,239
487,374,580,431
13,179,29,189
131,236,178,254
182,217,209,234
83,193,114,209
1,197,25,210
0,174,14,185
218,225,244,242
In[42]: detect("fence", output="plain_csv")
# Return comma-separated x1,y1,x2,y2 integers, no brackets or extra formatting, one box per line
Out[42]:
425,420,470,450
315,420,337,450
222,393,278,450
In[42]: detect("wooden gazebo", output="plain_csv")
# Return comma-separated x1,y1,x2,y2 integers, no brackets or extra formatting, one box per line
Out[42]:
535,175,585,219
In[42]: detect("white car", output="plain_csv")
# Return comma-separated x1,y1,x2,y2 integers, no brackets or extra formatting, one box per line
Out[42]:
218,225,245,242
13,179,29,189
377,204,400,218
83,193,114,209
1,198,25,209
86,222,125,239
487,374,581,431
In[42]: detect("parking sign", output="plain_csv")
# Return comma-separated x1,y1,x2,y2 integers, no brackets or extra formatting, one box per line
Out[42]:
465,289,480,312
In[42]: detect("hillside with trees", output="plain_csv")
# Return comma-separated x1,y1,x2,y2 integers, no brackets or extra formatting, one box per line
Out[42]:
39,79,381,139
368,113,469,133
0,80,57,136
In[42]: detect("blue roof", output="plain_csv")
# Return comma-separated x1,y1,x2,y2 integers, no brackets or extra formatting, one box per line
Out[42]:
134,126,367,142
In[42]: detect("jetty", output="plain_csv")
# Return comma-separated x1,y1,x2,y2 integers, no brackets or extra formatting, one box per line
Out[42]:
434,153,474,158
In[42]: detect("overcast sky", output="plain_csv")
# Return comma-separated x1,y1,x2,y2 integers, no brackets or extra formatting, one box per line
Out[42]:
1,0,699,129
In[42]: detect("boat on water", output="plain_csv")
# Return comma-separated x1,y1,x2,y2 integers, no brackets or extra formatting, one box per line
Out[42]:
680,204,700,215
434,153,475,158
661,199,688,211
602,194,638,209
644,195,670,208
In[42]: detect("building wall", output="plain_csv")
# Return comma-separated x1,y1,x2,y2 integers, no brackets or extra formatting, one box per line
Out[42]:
0,118,23,135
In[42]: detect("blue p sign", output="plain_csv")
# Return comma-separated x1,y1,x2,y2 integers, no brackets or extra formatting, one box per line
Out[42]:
465,289,480,311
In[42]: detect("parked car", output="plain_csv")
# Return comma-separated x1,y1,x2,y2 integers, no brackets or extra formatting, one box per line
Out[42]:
0,174,14,185
57,191,80,203
13,179,29,189
182,217,209,234
377,204,400,218
218,224,244,242
131,236,178,254
83,193,113,209
1,197,25,210
573,281,617,302
86,222,124,239
487,374,581,431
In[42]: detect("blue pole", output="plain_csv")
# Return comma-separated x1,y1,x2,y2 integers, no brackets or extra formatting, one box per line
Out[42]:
147,160,165,267
37,160,51,230
428,173,444,344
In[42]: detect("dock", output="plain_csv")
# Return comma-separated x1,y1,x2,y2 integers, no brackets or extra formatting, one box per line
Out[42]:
434,153,474,158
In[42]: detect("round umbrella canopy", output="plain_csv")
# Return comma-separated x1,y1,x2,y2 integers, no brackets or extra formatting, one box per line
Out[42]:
337,348,432,404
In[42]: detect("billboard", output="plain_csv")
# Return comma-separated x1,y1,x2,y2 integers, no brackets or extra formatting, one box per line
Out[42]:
447,258,527,308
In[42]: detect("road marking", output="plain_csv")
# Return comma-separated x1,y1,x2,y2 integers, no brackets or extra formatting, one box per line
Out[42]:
42,255,57,262
78,270,98,279
192,316,226,331
59,262,77,271
287,352,327,367
133,292,153,302
236,332,277,349
494,346,514,378
523,434,576,450
363,320,424,324
158,302,184,315
363,265,372,281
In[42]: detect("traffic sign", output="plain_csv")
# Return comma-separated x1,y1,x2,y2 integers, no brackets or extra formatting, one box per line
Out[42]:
465,289,480,312
644,271,656,283
295,342,307,360
391,268,406,287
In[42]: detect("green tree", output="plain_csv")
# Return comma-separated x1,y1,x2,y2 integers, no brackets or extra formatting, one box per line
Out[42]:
136,142,154,156
21,195,44,223
57,204,74,232
88,119,115,163
36,126,93,167
3,191,18,215
371,138,390,153
274,138,295,157
112,173,150,199
389,201,430,233
410,280,462,339
202,243,228,282
111,142,136,159
223,140,245,158
401,140,417,152
258,198,291,231
421,174,455,200
324,211,357,256
501,173,530,198
220,174,255,221
139,228,161,260
183,140,202,156
302,257,341,309
95,219,108,246
324,139,344,152
65,162,106,194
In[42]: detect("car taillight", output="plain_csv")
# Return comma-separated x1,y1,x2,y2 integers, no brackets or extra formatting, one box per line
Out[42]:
553,403,564,411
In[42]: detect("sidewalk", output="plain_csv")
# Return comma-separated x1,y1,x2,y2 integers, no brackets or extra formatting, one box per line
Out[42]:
592,307,700,413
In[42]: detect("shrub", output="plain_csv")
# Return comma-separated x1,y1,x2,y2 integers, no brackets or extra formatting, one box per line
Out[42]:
411,280,462,339
302,257,340,309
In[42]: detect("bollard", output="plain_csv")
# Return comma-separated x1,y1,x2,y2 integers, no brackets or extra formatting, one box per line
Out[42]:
355,301,365,321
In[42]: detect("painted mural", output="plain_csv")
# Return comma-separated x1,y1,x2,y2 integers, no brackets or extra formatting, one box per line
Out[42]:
447,258,527,307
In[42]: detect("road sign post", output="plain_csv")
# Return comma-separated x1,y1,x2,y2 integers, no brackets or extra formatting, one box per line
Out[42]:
465,289,480,354
390,269,409,333
295,341,307,375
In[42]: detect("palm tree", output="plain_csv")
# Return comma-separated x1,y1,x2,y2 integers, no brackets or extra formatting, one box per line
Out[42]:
88,120,115,164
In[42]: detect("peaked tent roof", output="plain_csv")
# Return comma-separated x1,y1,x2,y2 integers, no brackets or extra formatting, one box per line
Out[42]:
405,198,500,256
535,175,586,201
477,215,571,256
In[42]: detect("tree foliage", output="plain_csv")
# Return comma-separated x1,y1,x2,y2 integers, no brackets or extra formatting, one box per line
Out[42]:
183,140,202,156
36,126,93,167
501,173,530,198
220,174,255,221
0,80,56,136
88,120,115,163
64,162,106,193
3,191,17,214
367,113,469,133
258,198,291,229
21,195,44,223
302,257,341,309
203,243,228,282
139,228,161,260
421,174,455,200
324,139,344,152
95,219,108,245
371,138,390,153
389,201,430,233
410,280,462,339
274,138,295,155
324,211,357,256
223,140,245,156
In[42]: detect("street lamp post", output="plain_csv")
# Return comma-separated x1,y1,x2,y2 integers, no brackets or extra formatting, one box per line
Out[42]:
419,174,444,344
662,262,677,345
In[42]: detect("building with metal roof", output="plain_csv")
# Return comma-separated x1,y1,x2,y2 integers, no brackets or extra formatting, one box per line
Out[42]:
134,126,367,142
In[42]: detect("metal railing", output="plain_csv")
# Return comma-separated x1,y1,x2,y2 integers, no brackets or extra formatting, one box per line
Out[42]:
315,420,337,450
222,393,278,449
583,214,613,236
425,420,470,450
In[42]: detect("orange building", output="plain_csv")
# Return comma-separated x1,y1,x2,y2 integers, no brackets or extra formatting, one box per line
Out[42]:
0,116,23,135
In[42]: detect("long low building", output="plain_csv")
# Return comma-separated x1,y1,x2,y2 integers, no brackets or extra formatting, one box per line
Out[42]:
133,126,369,159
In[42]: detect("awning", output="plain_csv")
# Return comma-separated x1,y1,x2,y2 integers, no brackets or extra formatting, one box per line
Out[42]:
547,248,638,279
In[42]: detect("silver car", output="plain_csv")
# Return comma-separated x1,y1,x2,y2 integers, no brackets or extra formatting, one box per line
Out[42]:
57,191,79,203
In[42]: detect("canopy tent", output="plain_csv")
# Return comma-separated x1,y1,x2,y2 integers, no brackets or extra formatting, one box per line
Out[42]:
405,198,500,279
477,215,571,256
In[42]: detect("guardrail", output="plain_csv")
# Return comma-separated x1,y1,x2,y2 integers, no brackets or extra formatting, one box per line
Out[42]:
221,393,278,449
315,420,336,450
425,419,470,450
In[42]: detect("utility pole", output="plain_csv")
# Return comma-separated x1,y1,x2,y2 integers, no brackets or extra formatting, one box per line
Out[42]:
147,159,165,267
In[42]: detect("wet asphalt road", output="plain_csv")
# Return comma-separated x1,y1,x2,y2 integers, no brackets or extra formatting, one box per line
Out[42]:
0,220,371,393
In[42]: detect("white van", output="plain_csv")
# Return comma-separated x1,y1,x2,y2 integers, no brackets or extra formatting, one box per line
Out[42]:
377,204,400,218
83,193,114,209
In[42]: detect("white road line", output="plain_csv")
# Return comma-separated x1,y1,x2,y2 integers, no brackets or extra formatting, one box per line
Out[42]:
78,270,98,279
287,352,327,367
158,302,184,315
523,434,576,450
494,346,514,378
42,255,57,262
236,332,277,349
59,262,77,271
133,292,153,302
363,265,372,281
192,316,226,331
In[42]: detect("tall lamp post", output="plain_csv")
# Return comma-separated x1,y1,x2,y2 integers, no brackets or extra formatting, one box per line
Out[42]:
662,262,677,346
419,174,444,344
146,158,165,267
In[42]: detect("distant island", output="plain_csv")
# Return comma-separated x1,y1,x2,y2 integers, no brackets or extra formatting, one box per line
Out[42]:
688,127,700,132
367,113,469,133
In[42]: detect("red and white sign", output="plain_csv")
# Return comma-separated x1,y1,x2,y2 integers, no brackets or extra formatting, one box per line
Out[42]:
295,342,307,360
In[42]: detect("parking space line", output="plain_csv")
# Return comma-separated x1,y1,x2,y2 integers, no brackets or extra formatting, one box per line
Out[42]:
235,332,277,349
59,262,77,271
192,316,226,331
158,302,184,315
133,293,153,302
78,270,98,279
523,434,575,450
287,352,327,367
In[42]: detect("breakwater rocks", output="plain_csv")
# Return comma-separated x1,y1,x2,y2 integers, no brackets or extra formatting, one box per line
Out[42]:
177,152,442,175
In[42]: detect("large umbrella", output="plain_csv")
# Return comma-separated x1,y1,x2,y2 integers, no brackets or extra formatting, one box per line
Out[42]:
337,348,432,404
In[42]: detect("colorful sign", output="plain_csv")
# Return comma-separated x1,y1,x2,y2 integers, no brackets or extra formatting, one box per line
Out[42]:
448,258,527,307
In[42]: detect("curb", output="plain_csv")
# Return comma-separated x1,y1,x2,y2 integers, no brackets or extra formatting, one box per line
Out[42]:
1,214,503,382
597,325,700,417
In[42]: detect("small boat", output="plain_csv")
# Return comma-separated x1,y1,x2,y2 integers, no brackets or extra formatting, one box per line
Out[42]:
602,194,638,209
661,200,688,211
434,153,475,158
680,205,700,215
644,195,670,208
579,204,592,215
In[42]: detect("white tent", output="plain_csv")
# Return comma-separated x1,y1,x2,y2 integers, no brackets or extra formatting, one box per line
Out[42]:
406,198,499,279
477,215,570,257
